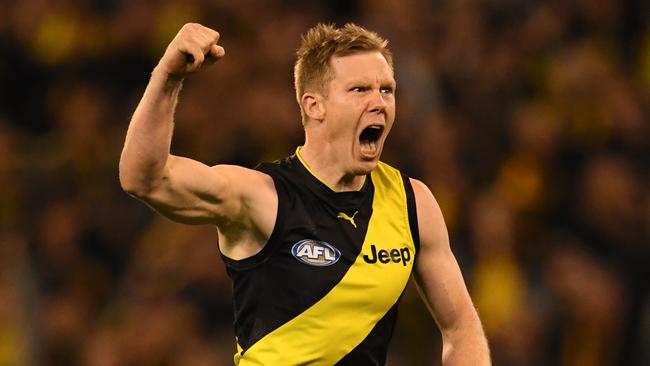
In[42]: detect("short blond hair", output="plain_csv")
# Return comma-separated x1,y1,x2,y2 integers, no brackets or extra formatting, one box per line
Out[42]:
294,23,393,123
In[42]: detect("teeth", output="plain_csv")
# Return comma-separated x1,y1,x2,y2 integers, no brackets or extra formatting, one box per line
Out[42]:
362,140,376,149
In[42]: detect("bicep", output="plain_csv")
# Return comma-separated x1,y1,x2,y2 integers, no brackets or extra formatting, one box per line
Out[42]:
139,155,265,225
137,155,223,223
410,179,477,333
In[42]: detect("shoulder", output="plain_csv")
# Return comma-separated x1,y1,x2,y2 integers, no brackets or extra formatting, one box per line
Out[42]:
408,178,433,201
371,161,406,187
210,164,275,193
253,155,302,183
373,162,434,203
208,164,276,221
210,164,279,258
407,178,439,227
408,178,450,251
371,162,430,201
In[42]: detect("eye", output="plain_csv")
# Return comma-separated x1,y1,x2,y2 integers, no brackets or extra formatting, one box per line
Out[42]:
380,86,394,94
350,86,367,93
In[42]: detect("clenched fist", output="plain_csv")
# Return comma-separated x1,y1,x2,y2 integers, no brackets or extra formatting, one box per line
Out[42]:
157,23,225,79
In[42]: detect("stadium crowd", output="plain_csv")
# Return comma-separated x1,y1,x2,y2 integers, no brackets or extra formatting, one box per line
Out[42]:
0,0,649,365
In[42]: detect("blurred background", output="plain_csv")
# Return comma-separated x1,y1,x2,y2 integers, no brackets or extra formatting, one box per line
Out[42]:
1,0,649,365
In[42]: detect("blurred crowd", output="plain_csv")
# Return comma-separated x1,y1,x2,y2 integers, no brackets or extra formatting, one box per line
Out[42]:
1,0,649,365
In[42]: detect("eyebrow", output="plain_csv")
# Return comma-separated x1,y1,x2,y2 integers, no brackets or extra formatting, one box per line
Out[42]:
343,78,396,88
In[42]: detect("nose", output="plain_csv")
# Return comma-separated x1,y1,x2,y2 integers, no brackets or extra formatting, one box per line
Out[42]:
368,89,388,114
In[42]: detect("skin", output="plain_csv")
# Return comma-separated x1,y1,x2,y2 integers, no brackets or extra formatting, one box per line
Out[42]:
119,23,490,365
299,51,396,191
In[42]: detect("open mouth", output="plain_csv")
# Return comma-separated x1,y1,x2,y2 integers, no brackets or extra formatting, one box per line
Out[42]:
359,125,384,156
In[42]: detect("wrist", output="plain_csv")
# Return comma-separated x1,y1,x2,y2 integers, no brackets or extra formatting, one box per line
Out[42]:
151,65,184,90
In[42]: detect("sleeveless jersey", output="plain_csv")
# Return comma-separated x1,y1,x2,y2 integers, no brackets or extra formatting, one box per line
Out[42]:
221,150,420,366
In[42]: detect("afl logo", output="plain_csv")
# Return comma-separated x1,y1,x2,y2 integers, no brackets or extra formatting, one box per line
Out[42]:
291,240,341,267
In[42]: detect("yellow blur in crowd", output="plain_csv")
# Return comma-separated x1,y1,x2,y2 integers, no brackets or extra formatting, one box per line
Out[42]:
1,1,649,365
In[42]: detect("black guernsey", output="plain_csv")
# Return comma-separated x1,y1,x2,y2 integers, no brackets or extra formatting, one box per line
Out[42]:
221,150,420,366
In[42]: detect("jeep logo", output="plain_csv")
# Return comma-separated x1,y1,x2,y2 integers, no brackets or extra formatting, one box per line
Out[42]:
363,244,411,266
292,240,341,267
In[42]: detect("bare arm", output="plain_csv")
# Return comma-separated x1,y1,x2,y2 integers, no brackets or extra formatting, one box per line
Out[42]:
119,23,276,244
410,178,490,365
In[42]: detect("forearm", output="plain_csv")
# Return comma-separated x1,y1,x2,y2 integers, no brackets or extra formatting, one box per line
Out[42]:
119,67,183,194
441,318,490,366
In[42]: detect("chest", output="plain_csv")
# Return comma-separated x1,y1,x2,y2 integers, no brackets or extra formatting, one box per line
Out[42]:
271,189,415,304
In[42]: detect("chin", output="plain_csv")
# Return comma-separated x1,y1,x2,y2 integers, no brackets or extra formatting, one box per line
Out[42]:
352,159,379,175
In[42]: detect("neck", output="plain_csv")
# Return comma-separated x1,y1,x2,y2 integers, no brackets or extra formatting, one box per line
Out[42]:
298,143,365,192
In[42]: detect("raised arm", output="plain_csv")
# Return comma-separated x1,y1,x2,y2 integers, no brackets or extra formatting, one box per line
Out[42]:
118,24,276,252
410,178,491,365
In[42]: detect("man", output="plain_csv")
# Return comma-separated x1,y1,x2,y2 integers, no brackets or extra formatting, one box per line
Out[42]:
119,22,490,365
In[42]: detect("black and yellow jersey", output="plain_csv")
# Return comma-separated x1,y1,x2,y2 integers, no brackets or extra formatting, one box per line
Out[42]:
221,148,420,366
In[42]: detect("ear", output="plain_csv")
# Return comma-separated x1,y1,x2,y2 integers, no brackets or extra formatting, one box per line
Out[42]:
301,92,325,122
